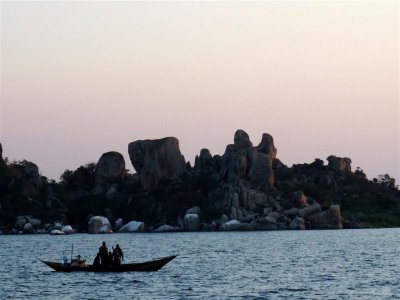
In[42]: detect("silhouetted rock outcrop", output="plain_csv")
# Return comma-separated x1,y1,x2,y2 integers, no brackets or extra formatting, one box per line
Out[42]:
327,155,352,172
128,137,186,191
194,149,215,175
96,151,126,183
219,130,275,189
1,129,399,234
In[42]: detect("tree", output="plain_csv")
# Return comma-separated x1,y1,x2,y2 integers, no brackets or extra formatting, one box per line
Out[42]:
377,174,397,189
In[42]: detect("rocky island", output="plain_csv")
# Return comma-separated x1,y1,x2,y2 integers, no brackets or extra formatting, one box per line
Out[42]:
0,130,399,234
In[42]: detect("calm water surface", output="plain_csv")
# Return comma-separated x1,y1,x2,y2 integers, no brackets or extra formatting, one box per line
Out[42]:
1,229,400,299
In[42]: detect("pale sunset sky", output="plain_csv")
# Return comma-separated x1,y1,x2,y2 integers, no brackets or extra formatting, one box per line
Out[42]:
0,1,399,182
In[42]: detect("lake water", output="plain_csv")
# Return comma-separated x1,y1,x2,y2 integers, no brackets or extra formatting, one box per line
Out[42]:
1,229,400,299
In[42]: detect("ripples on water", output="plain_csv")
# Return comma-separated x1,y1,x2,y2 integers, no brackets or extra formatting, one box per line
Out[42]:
1,229,400,299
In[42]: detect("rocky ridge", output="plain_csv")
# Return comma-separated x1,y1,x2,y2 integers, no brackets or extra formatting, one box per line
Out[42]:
0,131,399,234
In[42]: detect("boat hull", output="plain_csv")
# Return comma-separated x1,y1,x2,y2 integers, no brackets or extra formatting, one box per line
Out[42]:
41,255,177,272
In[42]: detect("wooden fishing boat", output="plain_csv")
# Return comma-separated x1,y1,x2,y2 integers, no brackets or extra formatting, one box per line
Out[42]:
41,255,177,272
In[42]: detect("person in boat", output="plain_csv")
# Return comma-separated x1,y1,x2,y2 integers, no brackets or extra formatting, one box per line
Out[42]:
113,253,121,265
113,244,124,263
93,253,101,266
107,251,114,265
99,241,108,266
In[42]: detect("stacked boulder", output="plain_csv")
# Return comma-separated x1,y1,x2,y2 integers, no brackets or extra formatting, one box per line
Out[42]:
128,137,186,191
219,130,276,190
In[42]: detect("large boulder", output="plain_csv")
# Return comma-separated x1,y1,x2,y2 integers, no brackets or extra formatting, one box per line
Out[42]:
153,225,180,232
289,217,306,230
247,133,277,189
308,205,343,229
219,130,253,183
247,149,274,189
118,221,145,233
23,223,34,234
327,156,352,172
234,130,253,150
14,216,27,229
26,216,42,228
220,219,251,231
14,216,41,229
96,151,126,183
61,225,74,234
88,216,112,234
128,137,186,191
183,214,200,231
219,145,248,183
256,133,277,159
298,201,321,219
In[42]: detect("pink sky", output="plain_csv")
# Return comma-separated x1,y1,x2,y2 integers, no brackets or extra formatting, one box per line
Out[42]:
1,1,399,183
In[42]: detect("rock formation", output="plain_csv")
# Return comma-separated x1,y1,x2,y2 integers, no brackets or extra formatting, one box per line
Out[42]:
61,225,74,234
289,217,306,230
256,133,277,159
88,216,112,234
21,162,42,196
219,130,275,189
194,149,215,175
1,128,398,234
308,205,343,229
327,155,352,172
220,219,251,231
247,149,274,189
128,137,186,191
298,201,321,219
96,151,126,183
118,220,145,233
183,214,200,231
23,223,33,234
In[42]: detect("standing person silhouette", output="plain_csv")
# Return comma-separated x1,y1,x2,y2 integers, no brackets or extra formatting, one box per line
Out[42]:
99,241,108,266
113,244,124,264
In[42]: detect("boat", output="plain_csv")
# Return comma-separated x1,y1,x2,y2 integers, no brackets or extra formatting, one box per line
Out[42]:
41,255,177,272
